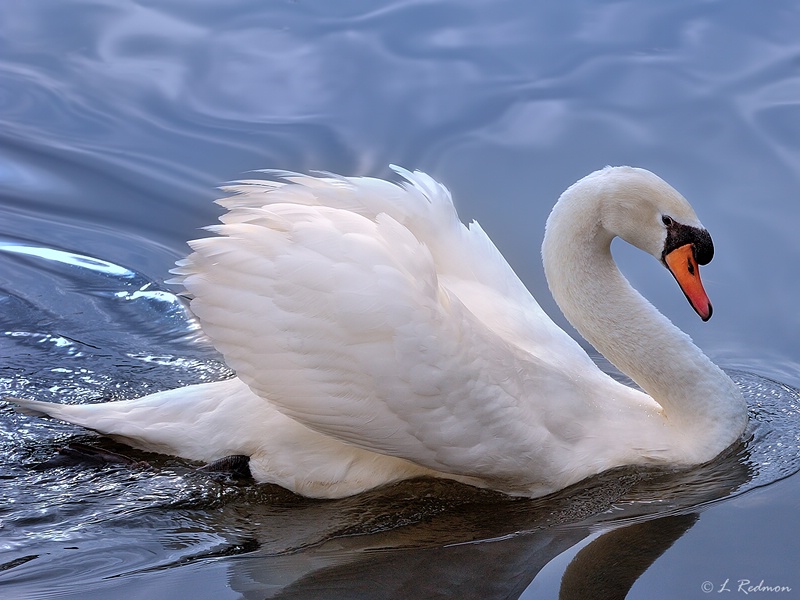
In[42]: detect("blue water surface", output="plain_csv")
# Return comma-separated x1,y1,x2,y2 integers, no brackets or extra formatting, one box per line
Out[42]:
2,1,800,598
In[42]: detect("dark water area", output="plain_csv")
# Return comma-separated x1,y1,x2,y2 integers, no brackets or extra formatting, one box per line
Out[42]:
2,1,800,598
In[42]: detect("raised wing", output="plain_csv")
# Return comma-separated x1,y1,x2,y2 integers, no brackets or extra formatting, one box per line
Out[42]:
170,170,595,483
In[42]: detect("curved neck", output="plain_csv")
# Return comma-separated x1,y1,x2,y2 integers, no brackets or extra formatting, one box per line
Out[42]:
541,188,746,461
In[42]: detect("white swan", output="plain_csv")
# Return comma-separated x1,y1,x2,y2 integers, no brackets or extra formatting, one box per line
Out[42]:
8,166,748,498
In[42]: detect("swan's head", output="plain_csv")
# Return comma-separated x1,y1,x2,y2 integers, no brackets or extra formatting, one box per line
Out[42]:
551,166,715,321
596,166,714,321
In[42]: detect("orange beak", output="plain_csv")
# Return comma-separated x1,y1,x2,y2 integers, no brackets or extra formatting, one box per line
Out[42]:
664,243,713,321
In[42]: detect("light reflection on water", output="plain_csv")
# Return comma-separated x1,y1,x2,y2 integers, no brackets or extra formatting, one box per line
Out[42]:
0,243,137,277
2,0,800,598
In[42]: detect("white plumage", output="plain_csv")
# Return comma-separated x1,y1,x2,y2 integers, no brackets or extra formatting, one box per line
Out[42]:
8,166,748,498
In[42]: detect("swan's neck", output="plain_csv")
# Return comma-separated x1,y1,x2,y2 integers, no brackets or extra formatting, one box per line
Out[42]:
541,190,746,462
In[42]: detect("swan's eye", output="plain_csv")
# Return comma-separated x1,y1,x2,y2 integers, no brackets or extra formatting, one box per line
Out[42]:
662,215,674,227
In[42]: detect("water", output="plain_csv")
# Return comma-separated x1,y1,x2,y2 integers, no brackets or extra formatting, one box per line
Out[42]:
2,0,800,598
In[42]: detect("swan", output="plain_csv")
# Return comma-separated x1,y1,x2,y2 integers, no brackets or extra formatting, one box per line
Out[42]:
7,166,748,498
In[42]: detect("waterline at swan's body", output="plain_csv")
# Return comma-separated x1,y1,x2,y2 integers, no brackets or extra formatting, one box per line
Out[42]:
8,166,748,498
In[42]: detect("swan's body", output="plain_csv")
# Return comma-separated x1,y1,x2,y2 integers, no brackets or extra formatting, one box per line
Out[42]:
8,166,748,498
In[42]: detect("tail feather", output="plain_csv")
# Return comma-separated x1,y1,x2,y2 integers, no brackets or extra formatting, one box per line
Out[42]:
7,397,85,420
4,379,260,461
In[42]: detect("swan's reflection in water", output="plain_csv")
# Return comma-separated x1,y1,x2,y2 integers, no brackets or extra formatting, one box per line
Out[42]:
218,497,702,599
558,514,698,600
209,429,754,599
